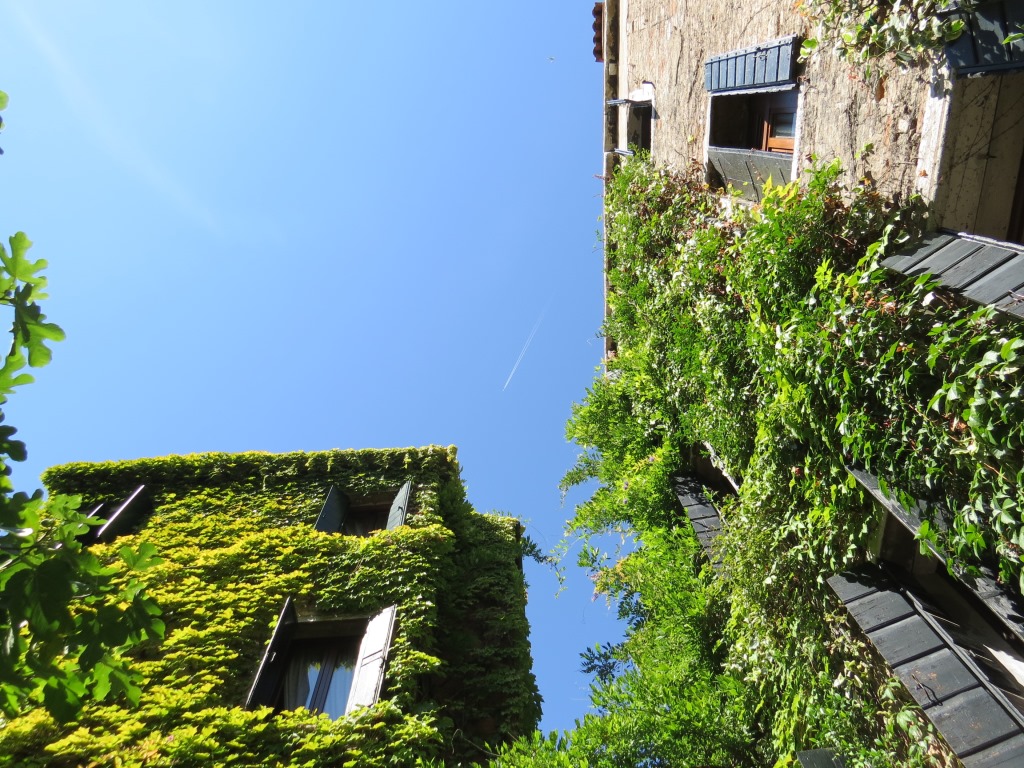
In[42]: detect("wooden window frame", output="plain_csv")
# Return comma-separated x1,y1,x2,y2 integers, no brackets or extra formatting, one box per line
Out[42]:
708,88,798,156
763,109,796,153
314,481,412,535
79,485,150,545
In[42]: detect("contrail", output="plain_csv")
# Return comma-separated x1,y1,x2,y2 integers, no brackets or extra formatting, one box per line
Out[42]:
502,308,547,391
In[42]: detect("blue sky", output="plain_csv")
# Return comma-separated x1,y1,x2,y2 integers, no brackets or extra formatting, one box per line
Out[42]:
0,1,622,732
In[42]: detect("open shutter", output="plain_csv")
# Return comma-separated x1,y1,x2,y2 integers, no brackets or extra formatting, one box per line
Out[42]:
73,502,106,545
796,751,846,768
385,481,412,530
95,485,149,543
345,605,397,713
705,35,799,93
945,0,1024,75
828,567,1024,764
245,598,297,710
314,486,350,532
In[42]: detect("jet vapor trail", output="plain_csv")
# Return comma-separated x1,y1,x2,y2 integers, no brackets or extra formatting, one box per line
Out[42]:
502,308,547,391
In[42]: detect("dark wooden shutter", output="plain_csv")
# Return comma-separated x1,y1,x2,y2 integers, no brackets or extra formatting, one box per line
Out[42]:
705,36,799,93
945,0,1024,75
881,232,1024,319
828,567,1024,764
385,481,412,530
314,486,350,532
796,751,846,768
245,598,297,710
706,147,793,202
674,476,723,567
345,605,397,712
95,485,149,543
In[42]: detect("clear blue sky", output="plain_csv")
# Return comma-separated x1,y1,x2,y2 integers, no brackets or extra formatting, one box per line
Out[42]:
0,1,623,733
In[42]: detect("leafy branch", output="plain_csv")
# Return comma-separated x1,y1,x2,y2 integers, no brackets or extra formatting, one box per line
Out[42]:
0,90,164,721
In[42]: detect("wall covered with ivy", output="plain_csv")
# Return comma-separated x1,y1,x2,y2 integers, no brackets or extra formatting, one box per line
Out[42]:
550,154,1024,766
1,446,540,767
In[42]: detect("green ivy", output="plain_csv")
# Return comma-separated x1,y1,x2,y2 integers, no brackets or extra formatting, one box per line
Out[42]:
551,153,1021,765
3,447,540,766
800,0,969,68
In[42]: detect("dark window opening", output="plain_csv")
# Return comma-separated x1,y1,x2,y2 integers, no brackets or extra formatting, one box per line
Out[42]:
627,102,652,152
1010,147,1024,244
341,504,389,536
79,485,150,545
709,89,798,154
314,481,411,535
607,98,653,154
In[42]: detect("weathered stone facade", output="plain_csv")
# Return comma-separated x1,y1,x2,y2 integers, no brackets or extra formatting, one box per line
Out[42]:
601,0,1024,257
603,0,933,201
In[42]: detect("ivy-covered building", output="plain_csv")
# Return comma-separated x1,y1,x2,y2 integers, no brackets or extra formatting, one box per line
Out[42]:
585,2,1024,764
0,446,541,766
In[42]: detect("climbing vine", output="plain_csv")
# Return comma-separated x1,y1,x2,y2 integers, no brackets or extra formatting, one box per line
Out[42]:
799,0,969,67
549,153,1023,765
3,447,540,766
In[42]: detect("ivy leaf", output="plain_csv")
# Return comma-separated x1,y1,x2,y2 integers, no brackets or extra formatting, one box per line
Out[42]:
1001,338,1023,362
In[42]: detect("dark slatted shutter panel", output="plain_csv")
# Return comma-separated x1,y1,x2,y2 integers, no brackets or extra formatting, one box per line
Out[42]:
796,750,847,768
314,486,350,532
245,598,297,710
828,567,1024,763
95,485,149,543
345,605,397,712
946,0,1024,75
385,481,412,530
705,36,799,93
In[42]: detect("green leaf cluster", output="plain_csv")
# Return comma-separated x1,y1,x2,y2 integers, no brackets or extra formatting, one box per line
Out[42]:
799,0,969,69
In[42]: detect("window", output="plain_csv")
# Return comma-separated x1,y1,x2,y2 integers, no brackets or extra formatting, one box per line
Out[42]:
708,89,798,154
763,103,796,153
314,481,412,535
246,599,397,718
623,99,652,153
281,637,359,718
80,485,149,545
704,36,801,201
605,81,655,156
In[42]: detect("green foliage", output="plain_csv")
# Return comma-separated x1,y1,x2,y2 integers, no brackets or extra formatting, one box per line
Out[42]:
549,153,1011,765
1,93,165,721
3,447,540,765
799,0,968,68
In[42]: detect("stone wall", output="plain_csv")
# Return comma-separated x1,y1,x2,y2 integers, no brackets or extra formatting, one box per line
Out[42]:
620,0,932,200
